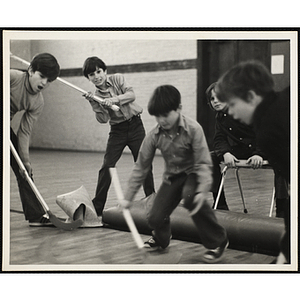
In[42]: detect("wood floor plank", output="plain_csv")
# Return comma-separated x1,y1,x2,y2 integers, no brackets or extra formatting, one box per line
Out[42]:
7,149,280,269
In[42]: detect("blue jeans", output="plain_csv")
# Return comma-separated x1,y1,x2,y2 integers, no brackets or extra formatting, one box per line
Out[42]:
92,115,155,215
10,128,45,221
147,172,227,249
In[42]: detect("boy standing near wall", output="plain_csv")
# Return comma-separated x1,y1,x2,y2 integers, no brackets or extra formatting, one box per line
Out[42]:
119,85,228,263
82,56,155,218
216,61,291,264
10,53,60,226
206,82,264,210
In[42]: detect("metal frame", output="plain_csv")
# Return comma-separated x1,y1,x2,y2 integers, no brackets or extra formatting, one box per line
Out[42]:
213,160,275,217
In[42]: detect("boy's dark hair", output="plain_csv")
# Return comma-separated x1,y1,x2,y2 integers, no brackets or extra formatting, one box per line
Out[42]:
148,85,181,116
30,53,60,82
216,60,275,103
82,56,107,78
205,82,217,110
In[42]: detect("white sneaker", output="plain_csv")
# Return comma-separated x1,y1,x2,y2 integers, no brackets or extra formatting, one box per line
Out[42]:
276,252,287,264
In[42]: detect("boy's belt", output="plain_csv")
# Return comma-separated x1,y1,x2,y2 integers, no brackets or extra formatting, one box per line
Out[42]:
126,114,140,122
112,114,141,126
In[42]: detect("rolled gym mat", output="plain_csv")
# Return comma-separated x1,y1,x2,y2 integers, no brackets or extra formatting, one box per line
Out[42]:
102,194,285,255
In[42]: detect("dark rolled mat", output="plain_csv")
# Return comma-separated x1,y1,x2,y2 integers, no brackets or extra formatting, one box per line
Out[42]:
102,195,285,255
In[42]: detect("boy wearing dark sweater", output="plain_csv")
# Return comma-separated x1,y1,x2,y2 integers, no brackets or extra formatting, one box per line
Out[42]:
206,82,265,210
216,61,290,264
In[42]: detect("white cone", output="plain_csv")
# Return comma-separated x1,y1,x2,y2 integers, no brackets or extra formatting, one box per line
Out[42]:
56,185,103,228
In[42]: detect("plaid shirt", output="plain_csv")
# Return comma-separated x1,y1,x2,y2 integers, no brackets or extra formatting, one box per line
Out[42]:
125,113,212,201
90,73,143,125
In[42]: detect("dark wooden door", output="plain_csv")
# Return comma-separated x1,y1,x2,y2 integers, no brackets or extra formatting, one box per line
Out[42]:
196,40,271,149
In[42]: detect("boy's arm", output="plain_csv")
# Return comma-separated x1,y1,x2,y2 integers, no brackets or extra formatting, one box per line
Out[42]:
85,95,110,123
213,120,232,157
251,143,266,158
17,103,44,171
109,74,136,106
192,126,213,193
124,133,156,202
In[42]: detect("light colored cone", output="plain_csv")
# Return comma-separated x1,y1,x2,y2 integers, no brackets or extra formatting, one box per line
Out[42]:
56,185,103,227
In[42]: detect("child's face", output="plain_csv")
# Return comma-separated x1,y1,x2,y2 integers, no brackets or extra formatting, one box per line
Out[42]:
227,96,256,125
87,66,107,88
210,90,227,111
155,110,180,131
28,70,51,93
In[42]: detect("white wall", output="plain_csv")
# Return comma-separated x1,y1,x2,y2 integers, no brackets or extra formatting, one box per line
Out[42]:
10,39,198,152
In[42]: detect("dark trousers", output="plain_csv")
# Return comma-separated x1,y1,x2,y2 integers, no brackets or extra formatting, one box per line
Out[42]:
273,171,289,217
10,128,45,221
280,196,290,263
92,116,155,215
147,173,227,249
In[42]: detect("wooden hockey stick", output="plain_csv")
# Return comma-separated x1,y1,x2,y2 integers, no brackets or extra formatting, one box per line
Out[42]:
10,141,83,230
109,168,182,264
10,53,119,112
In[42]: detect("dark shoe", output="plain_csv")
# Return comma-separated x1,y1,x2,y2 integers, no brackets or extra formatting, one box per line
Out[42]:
203,239,229,263
144,235,172,251
29,215,54,227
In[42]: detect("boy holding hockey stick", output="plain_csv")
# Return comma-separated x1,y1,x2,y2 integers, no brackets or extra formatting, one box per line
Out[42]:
10,53,60,226
119,85,228,263
82,56,155,219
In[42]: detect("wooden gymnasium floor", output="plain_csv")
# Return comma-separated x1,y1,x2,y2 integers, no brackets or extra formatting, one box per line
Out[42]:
8,149,279,270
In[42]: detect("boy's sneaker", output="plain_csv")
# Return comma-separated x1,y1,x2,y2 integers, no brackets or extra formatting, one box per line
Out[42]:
29,215,54,227
203,239,229,263
276,252,288,264
144,236,162,251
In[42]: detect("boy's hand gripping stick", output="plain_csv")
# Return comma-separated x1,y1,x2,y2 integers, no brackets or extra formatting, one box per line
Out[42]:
10,53,120,112
10,141,83,230
109,168,144,249
109,167,183,264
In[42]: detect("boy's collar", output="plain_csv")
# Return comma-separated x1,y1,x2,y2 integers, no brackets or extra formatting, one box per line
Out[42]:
217,107,229,116
96,75,110,90
106,75,112,86
154,113,187,134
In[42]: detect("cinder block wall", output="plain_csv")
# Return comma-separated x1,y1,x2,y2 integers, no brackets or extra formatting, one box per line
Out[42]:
10,39,197,152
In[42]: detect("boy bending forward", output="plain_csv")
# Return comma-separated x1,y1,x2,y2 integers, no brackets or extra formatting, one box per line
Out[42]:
120,85,228,263
10,53,60,226
216,61,290,264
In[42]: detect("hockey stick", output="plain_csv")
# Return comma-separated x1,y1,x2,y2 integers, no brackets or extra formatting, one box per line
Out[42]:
109,168,182,264
10,141,83,230
10,53,119,112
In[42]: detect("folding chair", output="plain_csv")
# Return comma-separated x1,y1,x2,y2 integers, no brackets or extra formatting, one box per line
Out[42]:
213,160,275,217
